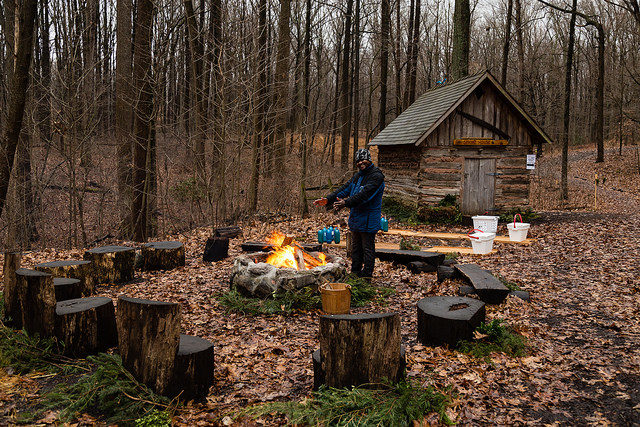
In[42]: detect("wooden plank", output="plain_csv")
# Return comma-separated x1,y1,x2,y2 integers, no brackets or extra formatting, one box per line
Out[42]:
454,263,509,304
381,229,535,245
424,246,496,255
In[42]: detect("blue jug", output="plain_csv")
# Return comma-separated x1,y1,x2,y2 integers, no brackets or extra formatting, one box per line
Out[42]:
380,217,389,232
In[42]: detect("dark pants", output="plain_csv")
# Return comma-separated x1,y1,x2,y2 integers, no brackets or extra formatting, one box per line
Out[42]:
350,230,376,277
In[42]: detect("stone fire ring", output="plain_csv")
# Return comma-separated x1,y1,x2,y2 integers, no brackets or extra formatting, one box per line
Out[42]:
230,252,347,298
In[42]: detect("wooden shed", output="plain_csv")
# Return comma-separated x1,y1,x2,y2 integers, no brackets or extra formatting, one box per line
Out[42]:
369,70,552,215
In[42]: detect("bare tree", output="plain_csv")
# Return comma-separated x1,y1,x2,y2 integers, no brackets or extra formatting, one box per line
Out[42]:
379,0,390,131
451,0,471,80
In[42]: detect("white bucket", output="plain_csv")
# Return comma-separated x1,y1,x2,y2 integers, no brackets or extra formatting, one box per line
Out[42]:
507,222,530,242
468,231,496,254
472,215,499,233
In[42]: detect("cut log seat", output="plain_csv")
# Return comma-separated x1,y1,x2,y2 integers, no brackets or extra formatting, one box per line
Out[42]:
53,278,82,301
170,334,215,400
375,249,445,267
417,296,485,347
34,260,94,296
15,269,56,337
454,264,510,304
84,246,135,285
314,313,404,389
203,237,229,262
55,297,118,356
142,241,185,271
213,226,242,239
117,296,181,395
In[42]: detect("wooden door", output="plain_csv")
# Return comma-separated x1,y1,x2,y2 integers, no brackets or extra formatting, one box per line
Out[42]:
461,158,496,215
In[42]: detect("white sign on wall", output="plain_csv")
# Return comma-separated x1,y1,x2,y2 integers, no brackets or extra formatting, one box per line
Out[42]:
526,154,536,170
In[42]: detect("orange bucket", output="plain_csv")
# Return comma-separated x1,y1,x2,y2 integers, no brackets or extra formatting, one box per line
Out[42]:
320,283,351,314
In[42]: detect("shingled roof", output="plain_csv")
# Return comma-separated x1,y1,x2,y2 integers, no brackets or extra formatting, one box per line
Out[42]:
369,70,552,146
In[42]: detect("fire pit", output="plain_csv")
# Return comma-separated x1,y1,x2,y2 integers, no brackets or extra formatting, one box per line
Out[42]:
230,232,347,297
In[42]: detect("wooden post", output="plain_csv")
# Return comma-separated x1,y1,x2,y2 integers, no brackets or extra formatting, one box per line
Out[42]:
117,296,181,395
318,313,403,388
3,251,22,326
15,269,55,337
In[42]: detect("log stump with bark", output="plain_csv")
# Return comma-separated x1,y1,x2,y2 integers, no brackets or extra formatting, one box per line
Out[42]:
314,313,405,389
417,296,486,347
35,260,95,296
3,251,22,327
170,334,215,400
84,246,135,285
53,278,82,301
213,226,242,239
203,237,229,262
55,297,118,356
15,268,55,337
116,296,181,395
142,241,185,271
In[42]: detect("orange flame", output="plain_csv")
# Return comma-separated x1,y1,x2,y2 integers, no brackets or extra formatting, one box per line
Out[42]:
265,231,327,269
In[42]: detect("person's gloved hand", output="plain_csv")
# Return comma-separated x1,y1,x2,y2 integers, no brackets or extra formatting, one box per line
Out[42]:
333,198,346,211
313,198,328,206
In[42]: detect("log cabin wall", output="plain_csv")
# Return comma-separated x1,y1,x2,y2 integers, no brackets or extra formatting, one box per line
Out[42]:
379,80,536,211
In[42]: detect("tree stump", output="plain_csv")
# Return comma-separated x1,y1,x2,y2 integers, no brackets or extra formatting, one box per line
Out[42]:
316,313,404,389
117,296,181,395
84,246,135,285
417,296,485,347
170,334,215,400
142,241,185,271
203,237,229,262
3,251,22,327
55,297,118,356
35,260,95,296
53,278,82,301
15,269,55,337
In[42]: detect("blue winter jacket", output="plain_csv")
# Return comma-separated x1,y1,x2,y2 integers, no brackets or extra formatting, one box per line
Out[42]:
327,164,385,233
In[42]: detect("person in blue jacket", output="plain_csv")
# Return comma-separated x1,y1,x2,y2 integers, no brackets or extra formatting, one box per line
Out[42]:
314,148,385,279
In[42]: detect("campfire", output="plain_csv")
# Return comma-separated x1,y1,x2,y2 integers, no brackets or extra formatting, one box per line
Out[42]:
264,231,327,270
230,231,346,298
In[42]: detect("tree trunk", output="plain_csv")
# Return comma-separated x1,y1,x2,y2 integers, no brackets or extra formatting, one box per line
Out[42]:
299,0,312,217
34,260,94,296
142,241,186,271
379,0,390,131
594,23,605,163
16,268,55,337
404,0,420,107
115,0,133,238
131,0,154,241
339,0,353,168
451,0,471,80
501,0,513,86
2,251,22,327
38,0,52,145
116,296,181,396
249,0,268,212
317,313,403,388
272,0,292,176
352,0,361,153
0,0,38,219
561,0,578,201
514,0,525,99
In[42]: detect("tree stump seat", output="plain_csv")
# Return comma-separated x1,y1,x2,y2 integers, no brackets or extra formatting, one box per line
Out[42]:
454,264,509,304
417,296,485,347
313,313,405,389
15,269,56,336
170,334,215,400
53,278,83,301
142,241,185,270
203,237,229,262
55,297,118,356
84,246,135,285
3,251,22,327
117,296,181,395
34,260,94,296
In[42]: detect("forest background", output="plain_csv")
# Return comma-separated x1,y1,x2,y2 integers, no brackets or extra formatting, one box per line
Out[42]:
0,0,639,249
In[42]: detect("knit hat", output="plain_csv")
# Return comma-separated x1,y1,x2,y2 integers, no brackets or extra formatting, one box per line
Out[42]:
354,148,372,163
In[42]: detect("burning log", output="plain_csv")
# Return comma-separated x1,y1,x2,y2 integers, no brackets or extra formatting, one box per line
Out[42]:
294,248,306,271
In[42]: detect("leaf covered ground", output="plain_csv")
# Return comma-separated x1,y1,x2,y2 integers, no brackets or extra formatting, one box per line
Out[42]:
1,146,640,425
